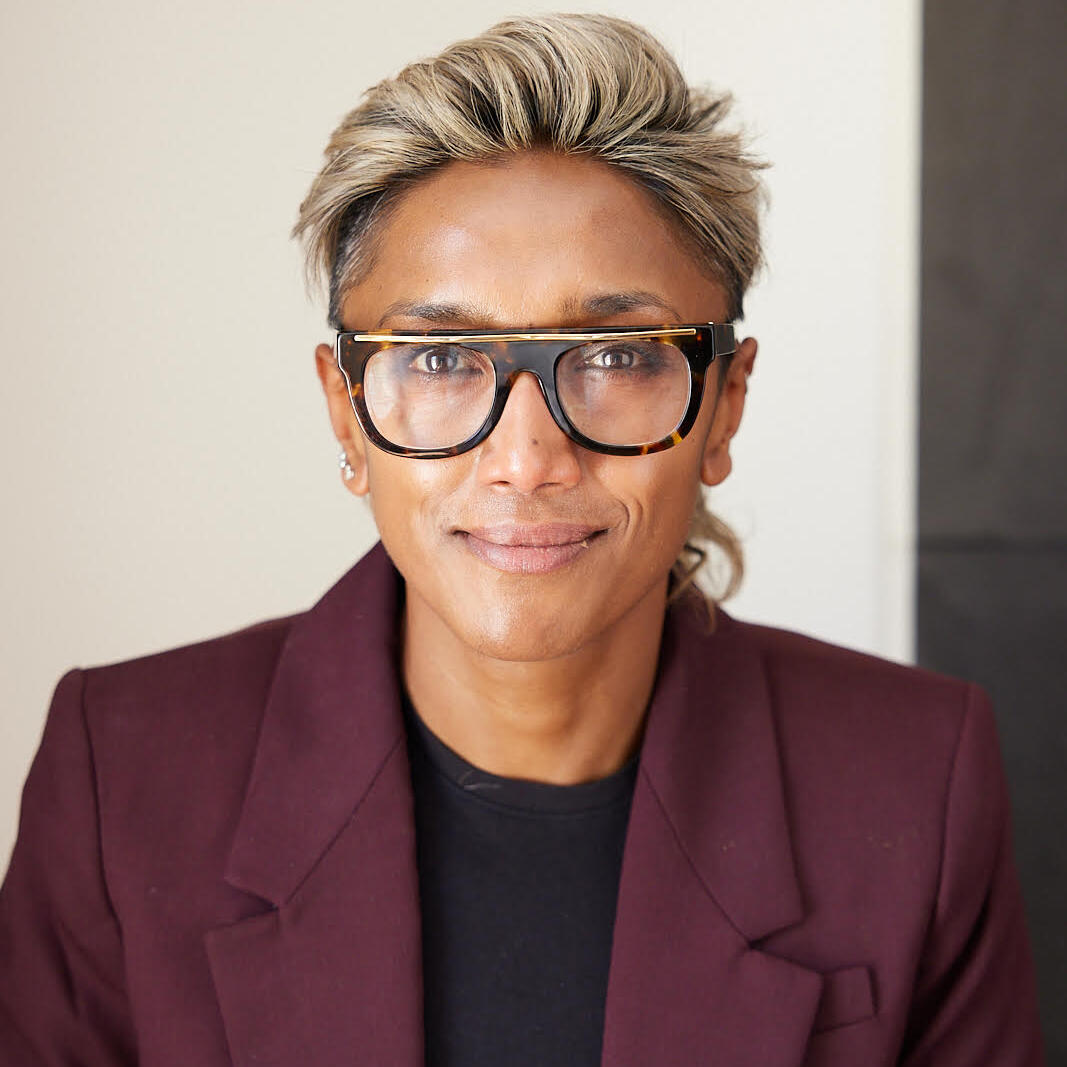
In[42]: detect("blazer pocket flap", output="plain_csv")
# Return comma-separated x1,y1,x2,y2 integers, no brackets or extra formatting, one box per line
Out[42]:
813,965,875,1033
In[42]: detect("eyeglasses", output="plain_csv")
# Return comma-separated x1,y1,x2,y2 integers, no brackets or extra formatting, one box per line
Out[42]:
334,323,735,458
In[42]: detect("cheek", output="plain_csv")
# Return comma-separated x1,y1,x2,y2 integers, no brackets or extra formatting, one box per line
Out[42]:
590,452,704,552
362,451,471,561
364,455,433,543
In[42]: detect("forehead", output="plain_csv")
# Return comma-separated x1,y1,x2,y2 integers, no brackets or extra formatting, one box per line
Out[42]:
340,152,728,328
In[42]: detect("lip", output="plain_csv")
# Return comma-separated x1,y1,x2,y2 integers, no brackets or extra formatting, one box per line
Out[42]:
458,523,605,574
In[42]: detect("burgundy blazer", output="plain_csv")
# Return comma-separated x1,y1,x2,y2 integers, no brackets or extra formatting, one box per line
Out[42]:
0,544,1044,1065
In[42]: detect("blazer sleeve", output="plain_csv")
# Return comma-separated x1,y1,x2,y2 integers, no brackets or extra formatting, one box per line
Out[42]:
0,669,138,1065
900,684,1045,1066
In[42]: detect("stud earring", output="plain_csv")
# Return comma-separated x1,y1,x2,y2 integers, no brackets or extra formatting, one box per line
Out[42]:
338,450,356,482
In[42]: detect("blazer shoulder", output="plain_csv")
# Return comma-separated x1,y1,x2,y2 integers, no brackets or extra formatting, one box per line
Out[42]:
80,612,299,703
718,611,980,752
53,615,307,882
728,612,971,695
71,613,305,761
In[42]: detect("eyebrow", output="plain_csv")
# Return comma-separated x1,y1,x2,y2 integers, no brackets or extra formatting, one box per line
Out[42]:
576,290,682,321
375,300,486,329
374,290,683,329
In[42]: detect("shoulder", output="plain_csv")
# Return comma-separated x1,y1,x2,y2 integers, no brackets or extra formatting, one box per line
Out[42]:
695,609,998,844
79,612,300,722
47,543,400,796
725,610,967,701
690,621,1041,1060
73,542,397,725
24,615,306,912
718,609,979,756
48,614,304,768
55,614,305,834
712,613,1007,898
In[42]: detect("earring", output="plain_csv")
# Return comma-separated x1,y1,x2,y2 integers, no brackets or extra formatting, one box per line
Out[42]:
338,450,356,482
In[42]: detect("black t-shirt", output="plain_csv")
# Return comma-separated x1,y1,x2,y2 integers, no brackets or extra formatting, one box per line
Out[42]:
405,702,637,1067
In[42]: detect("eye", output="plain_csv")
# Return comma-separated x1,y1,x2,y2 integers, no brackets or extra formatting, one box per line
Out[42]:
589,346,637,370
414,345,459,373
576,341,668,374
406,344,482,376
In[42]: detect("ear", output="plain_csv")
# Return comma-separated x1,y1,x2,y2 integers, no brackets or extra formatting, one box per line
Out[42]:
700,336,757,487
315,342,370,496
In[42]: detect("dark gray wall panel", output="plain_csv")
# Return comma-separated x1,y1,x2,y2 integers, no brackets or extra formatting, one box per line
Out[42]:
920,0,1067,543
918,551,1067,1056
920,0,1066,1060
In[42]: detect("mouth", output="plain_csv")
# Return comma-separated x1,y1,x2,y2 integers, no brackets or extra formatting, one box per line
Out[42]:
456,523,607,575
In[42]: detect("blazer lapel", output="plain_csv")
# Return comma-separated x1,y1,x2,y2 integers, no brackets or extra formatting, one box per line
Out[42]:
602,601,822,1066
202,550,821,1066
205,545,424,1067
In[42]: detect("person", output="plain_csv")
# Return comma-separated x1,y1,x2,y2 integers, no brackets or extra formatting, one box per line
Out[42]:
0,13,1045,1067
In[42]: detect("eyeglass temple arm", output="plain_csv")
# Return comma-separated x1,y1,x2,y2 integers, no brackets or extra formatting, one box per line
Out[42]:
711,323,736,357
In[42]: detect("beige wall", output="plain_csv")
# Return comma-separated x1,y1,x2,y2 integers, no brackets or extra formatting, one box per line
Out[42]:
0,0,920,867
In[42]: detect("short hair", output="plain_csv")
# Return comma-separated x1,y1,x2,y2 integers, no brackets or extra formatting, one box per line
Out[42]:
294,12,766,601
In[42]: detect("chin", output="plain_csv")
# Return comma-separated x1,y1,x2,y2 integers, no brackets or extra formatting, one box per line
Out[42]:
462,607,593,663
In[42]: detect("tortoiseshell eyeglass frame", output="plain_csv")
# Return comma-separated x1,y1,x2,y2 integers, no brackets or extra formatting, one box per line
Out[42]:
334,323,736,459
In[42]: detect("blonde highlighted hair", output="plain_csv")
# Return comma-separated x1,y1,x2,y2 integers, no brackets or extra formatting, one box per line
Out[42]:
294,13,764,600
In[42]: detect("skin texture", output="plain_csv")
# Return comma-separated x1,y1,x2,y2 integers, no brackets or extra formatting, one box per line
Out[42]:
317,152,757,783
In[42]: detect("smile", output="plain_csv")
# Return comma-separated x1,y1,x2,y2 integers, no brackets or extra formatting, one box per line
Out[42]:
457,524,606,575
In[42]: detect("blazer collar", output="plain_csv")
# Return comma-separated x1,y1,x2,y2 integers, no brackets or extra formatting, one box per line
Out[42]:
209,548,818,1066
208,544,424,1066
601,597,821,1065
223,542,406,907
222,550,805,935
639,595,805,942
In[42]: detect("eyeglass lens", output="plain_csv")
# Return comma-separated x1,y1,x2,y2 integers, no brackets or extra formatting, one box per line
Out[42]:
361,338,692,450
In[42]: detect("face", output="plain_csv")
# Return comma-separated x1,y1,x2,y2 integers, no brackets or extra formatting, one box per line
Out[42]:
317,152,756,662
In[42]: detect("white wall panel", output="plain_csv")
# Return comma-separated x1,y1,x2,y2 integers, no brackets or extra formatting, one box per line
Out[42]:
0,0,920,865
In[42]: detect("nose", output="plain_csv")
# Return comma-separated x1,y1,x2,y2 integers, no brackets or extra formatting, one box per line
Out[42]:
475,371,582,493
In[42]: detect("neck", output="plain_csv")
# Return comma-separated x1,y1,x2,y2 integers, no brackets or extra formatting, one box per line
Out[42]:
401,582,668,784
